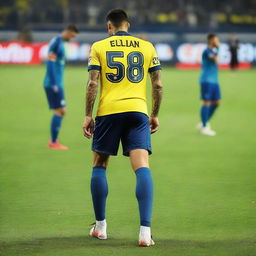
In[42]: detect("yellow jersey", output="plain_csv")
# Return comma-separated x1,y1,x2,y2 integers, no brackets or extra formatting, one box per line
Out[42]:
88,31,161,116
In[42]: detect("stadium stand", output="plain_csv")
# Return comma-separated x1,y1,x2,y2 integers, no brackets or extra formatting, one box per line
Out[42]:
0,0,256,30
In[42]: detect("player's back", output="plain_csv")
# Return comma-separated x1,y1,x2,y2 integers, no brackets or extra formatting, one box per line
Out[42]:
88,31,161,116
200,48,218,84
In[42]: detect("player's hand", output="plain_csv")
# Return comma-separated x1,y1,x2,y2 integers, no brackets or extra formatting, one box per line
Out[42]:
52,85,59,93
149,116,159,134
83,116,95,139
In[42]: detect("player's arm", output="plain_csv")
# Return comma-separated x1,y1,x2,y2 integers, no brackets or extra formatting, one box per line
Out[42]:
211,55,218,63
82,70,100,139
208,48,219,63
150,70,163,134
46,39,59,90
46,54,58,87
83,43,101,138
148,43,163,134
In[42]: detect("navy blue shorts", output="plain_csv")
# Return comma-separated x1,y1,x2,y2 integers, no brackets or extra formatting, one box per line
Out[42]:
200,82,221,101
44,86,66,109
92,112,151,156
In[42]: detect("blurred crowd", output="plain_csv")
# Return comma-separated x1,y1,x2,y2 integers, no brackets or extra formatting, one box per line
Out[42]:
0,0,256,29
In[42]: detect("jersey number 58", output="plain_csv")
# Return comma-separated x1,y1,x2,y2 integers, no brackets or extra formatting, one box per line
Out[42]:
106,51,144,83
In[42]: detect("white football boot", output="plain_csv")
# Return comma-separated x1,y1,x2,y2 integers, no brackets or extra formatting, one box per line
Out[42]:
196,122,211,130
200,126,216,136
89,220,107,240
138,226,155,247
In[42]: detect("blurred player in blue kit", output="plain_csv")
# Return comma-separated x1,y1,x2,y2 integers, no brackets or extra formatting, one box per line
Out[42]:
43,24,79,149
197,33,221,136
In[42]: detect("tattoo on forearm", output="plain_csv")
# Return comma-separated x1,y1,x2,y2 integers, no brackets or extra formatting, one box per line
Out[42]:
150,70,163,117
85,70,99,116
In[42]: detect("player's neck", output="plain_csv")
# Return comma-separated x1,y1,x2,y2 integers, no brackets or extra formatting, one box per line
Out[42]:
113,28,128,35
208,44,214,49
60,32,65,41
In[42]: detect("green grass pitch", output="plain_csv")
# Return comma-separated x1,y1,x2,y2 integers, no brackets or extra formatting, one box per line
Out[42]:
0,65,255,256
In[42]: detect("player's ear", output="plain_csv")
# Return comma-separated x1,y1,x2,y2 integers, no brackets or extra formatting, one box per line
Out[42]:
127,22,130,30
107,21,112,35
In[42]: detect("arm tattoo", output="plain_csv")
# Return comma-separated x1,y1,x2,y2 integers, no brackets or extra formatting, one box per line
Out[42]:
85,70,100,116
150,70,163,117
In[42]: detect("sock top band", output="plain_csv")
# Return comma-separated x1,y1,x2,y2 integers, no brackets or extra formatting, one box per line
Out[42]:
135,167,150,176
93,166,106,170
92,166,106,177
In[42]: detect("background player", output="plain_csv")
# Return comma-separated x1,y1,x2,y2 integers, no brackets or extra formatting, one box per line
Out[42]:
43,24,78,150
198,33,221,136
228,33,240,70
82,9,163,247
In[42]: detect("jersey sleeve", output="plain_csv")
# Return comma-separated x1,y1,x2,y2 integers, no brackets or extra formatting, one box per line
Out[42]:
148,44,161,73
88,43,101,71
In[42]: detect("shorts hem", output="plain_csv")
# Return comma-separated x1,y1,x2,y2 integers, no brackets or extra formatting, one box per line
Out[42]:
92,148,118,156
123,147,152,157
48,106,66,110
200,97,221,101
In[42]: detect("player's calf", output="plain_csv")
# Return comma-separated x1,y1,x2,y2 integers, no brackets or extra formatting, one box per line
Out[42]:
90,166,108,240
48,108,68,149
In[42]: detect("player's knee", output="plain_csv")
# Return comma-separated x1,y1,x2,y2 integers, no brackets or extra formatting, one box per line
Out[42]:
93,152,109,168
212,101,220,106
129,149,149,171
61,108,67,116
202,101,211,106
54,108,66,116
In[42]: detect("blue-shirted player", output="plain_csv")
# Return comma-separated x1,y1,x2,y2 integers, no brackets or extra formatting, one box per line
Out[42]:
44,24,78,150
198,33,221,136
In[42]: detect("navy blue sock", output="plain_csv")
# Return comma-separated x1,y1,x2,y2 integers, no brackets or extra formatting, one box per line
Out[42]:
201,105,209,127
208,104,218,121
51,114,63,142
91,167,108,221
135,167,153,227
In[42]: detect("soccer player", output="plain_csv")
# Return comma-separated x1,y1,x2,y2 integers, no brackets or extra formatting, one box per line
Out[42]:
82,9,163,246
198,33,221,136
43,24,79,150
228,33,239,70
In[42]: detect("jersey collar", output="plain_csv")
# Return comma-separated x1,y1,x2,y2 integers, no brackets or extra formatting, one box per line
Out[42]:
113,31,130,36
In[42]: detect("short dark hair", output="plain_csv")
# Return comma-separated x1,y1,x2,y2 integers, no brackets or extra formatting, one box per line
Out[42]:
106,9,128,28
66,24,79,33
207,33,217,41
